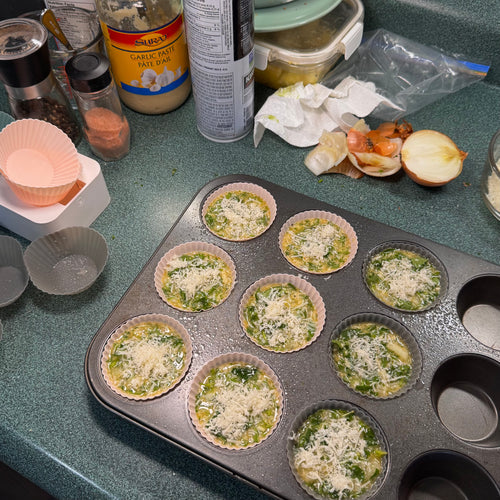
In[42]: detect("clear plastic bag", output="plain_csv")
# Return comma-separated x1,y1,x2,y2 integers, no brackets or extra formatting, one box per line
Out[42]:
321,29,490,121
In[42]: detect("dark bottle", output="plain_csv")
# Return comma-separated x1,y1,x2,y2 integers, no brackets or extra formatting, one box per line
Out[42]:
0,18,81,145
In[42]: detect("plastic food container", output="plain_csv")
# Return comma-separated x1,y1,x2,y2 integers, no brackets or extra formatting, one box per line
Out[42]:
254,0,364,89
481,129,500,221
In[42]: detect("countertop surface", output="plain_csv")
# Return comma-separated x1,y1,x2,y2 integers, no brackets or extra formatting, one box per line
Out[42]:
1,1,500,498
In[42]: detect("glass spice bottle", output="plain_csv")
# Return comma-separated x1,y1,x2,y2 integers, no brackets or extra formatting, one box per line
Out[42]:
0,18,82,145
65,52,130,161
94,0,191,114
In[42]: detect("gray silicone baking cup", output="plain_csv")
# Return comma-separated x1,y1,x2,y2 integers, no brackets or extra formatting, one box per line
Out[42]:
362,240,448,312
0,235,29,307
330,313,423,400
287,399,389,500
24,226,108,295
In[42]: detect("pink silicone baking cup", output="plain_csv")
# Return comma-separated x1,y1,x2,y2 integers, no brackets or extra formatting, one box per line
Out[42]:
278,210,358,274
239,273,326,353
188,352,283,450
201,182,277,241
154,241,236,312
101,313,192,401
0,119,80,206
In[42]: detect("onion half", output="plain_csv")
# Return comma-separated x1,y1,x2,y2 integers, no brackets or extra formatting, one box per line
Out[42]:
401,130,467,186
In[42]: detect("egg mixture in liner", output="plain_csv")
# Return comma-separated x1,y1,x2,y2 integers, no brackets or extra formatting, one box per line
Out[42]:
188,352,283,450
154,241,236,312
0,119,80,206
201,182,277,241
239,273,326,353
101,313,192,401
279,210,358,274
330,312,422,400
287,399,389,500
362,240,448,312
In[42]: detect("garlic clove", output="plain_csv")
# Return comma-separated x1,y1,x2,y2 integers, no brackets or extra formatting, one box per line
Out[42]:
304,130,348,176
401,130,467,186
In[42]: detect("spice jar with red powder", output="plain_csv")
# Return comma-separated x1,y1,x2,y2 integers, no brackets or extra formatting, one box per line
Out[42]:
65,52,129,161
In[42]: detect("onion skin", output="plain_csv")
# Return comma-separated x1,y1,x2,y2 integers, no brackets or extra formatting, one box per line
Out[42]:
401,130,467,187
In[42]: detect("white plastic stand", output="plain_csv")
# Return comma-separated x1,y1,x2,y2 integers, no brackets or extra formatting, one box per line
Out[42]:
0,153,110,241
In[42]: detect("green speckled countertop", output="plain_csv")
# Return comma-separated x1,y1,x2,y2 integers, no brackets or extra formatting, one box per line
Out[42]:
1,0,500,498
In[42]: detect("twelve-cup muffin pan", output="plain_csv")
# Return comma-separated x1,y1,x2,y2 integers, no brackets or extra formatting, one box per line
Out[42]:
85,175,500,499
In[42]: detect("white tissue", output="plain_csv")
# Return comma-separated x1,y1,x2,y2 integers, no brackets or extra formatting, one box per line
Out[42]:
253,77,391,147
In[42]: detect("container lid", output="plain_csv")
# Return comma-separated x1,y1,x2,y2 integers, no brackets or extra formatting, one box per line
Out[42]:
255,0,363,68
255,0,341,33
65,52,111,93
0,18,50,87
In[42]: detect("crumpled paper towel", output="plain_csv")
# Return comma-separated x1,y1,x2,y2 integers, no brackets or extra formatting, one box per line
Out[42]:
253,77,393,147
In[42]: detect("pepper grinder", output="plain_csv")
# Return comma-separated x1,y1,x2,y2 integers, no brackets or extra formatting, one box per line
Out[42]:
65,52,130,161
0,18,81,145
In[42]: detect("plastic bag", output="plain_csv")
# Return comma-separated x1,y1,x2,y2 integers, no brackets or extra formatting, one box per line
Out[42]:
321,29,490,121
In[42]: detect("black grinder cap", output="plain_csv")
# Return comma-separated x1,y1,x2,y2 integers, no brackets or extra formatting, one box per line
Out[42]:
65,52,112,93
0,18,51,88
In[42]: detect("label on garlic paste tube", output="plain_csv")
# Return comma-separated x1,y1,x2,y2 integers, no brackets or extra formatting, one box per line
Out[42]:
100,15,190,97
183,0,254,142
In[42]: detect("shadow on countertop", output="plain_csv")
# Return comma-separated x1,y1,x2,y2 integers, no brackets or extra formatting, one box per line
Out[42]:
0,461,55,500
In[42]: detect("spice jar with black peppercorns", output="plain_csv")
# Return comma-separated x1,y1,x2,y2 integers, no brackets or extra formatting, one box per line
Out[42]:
0,18,81,145
66,52,130,161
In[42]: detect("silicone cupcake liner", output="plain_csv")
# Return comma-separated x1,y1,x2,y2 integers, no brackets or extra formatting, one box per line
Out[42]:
24,226,108,295
101,313,192,401
239,273,326,353
154,241,236,312
0,235,29,307
287,399,389,500
330,312,423,400
201,182,277,241
279,210,358,274
0,119,80,206
188,352,283,450
362,240,448,312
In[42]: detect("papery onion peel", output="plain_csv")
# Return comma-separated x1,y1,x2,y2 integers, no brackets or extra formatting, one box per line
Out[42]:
401,130,467,187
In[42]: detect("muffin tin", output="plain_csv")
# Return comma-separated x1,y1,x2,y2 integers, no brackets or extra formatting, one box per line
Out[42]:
85,175,500,499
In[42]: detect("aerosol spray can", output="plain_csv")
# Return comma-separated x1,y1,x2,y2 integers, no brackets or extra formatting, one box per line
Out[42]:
183,0,254,142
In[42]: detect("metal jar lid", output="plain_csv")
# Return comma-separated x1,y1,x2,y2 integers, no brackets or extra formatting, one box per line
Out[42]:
0,18,51,88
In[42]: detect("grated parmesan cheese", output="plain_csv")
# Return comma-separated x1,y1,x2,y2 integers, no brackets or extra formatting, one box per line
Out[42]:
486,169,500,211
282,218,351,273
107,321,186,397
195,362,280,447
365,248,441,311
292,409,385,499
162,252,233,311
243,283,317,351
204,191,270,240
333,322,412,398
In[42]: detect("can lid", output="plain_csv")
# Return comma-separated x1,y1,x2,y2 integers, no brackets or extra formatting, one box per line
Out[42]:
0,18,50,87
65,52,112,93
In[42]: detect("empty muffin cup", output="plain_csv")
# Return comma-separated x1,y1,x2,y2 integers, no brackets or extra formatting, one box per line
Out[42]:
24,226,108,295
0,119,80,206
0,235,29,307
